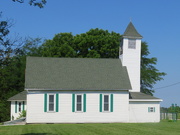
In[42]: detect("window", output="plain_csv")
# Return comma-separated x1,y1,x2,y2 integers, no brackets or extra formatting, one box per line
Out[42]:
19,102,22,112
44,93,59,112
72,94,86,112
15,101,25,113
128,39,136,49
76,95,82,111
99,94,113,112
48,94,55,111
104,95,109,111
148,107,155,112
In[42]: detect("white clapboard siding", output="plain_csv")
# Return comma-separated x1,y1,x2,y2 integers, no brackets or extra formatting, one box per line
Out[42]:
129,101,161,122
26,91,129,123
120,38,141,92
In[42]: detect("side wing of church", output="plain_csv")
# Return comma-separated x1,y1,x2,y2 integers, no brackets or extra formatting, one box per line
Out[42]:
8,22,162,123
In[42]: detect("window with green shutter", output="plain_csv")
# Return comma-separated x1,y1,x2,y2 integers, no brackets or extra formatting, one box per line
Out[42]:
100,94,113,112
72,94,86,112
44,93,59,112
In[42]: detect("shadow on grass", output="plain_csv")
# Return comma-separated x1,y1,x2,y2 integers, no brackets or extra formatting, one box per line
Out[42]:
21,133,57,135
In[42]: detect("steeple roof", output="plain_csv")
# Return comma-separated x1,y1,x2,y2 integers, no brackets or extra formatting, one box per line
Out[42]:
123,22,142,38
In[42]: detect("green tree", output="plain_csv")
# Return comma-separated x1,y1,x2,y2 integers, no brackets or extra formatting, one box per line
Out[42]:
38,28,166,95
41,33,76,57
141,42,166,95
0,14,25,122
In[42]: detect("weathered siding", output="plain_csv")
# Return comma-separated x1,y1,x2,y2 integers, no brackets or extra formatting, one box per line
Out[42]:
26,91,129,123
10,101,26,120
129,101,161,122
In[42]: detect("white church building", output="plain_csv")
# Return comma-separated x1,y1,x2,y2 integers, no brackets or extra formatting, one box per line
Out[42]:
8,22,162,123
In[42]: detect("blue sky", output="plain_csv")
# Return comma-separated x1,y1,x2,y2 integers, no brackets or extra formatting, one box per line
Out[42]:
1,0,180,107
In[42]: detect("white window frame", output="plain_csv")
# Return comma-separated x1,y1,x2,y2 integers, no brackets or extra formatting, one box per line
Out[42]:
148,107,155,113
128,39,136,49
103,94,110,112
75,94,83,112
47,94,56,112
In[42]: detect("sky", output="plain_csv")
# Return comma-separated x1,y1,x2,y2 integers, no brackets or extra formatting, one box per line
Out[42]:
1,0,180,107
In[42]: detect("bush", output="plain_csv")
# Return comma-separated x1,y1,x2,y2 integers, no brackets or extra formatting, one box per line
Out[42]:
17,110,26,119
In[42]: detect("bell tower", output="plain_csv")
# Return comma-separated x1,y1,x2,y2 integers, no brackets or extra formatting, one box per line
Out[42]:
120,22,142,92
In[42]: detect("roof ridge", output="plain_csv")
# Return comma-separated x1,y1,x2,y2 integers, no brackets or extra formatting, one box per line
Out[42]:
27,56,120,60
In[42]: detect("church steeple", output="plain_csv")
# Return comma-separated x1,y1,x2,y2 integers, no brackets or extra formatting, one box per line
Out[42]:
123,22,142,39
120,22,142,92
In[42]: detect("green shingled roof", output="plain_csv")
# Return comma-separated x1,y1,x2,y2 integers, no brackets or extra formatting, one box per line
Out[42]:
25,57,132,91
123,22,142,38
8,91,27,101
129,92,160,100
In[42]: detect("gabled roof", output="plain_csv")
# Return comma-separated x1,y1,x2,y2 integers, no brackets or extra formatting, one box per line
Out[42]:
123,22,142,38
129,92,161,100
25,57,132,91
8,91,27,101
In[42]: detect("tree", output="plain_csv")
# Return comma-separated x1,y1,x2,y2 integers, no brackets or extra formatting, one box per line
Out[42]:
141,42,166,95
12,0,46,8
0,14,25,122
37,28,166,95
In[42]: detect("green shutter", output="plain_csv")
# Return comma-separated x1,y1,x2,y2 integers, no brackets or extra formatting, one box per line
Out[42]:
15,101,17,113
100,94,102,112
44,93,47,112
110,94,113,112
154,107,155,112
56,94,59,112
83,94,86,112
22,101,25,111
72,94,75,112
148,107,150,112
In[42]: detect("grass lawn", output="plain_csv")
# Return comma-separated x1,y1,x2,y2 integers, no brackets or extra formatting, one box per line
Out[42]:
0,121,180,135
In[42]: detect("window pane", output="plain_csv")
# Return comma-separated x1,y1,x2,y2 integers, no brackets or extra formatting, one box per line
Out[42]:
77,95,81,102
77,104,82,111
49,95,54,102
104,104,109,111
104,95,109,102
49,104,54,111
150,107,154,112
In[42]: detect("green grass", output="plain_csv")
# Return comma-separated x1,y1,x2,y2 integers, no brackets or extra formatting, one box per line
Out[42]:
0,121,180,135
